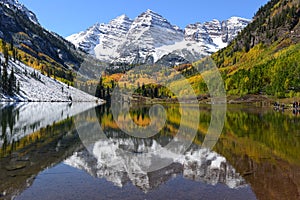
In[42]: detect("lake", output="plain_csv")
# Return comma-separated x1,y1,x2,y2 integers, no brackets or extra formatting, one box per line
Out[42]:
0,102,300,200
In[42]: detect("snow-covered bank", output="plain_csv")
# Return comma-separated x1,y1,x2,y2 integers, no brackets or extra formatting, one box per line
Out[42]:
0,54,102,102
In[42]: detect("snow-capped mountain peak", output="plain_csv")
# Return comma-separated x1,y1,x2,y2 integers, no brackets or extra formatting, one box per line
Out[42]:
135,9,173,28
110,14,132,27
115,14,129,20
222,16,251,42
67,14,133,57
67,11,250,65
0,0,39,24
112,9,184,63
227,16,251,24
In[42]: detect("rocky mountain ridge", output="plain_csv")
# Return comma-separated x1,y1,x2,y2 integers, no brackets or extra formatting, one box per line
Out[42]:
67,10,251,65
0,0,39,24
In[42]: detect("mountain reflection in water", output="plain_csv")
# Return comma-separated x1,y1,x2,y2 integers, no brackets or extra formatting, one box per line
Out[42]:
65,138,247,192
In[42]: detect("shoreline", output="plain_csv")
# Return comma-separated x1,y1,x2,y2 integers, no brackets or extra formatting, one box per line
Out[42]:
1,94,299,108
0,99,106,104
118,94,300,107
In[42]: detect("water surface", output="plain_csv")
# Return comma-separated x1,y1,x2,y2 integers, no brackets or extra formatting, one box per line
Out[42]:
0,103,299,200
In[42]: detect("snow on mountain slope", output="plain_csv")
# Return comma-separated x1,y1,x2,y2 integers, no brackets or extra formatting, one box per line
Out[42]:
0,0,39,24
66,23,104,54
66,14,133,60
222,17,251,44
67,10,251,64
94,15,133,62
0,55,102,102
113,10,184,64
149,16,251,63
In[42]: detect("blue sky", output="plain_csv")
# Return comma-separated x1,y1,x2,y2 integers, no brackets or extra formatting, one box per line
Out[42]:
19,0,269,37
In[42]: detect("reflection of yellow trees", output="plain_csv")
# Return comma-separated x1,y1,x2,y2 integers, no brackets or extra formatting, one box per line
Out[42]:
131,115,151,127
97,104,210,143
0,118,74,157
97,104,300,165
222,108,300,165
99,107,152,130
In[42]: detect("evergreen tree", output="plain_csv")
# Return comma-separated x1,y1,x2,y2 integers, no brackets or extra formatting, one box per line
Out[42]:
8,68,16,95
12,49,17,62
2,63,8,94
95,77,104,98
106,86,111,101
17,81,20,94
0,65,2,91
47,68,50,77
154,87,159,98
9,39,13,51
3,45,9,66
111,80,115,89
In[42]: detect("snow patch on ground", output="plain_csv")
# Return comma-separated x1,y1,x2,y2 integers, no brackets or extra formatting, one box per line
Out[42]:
0,54,102,102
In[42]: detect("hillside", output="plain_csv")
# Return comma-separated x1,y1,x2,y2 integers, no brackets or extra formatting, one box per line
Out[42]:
211,0,300,98
0,0,82,69
0,52,101,102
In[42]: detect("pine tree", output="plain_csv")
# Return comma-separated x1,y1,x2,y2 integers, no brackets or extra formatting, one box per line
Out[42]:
95,78,104,98
111,80,115,89
154,87,159,98
9,39,13,51
17,81,20,94
0,65,2,91
47,68,50,77
2,63,8,94
3,45,9,66
142,83,147,96
8,68,16,95
106,86,111,100
13,49,17,62
41,66,45,75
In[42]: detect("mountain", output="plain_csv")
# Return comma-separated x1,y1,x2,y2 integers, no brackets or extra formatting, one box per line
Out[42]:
0,0,39,24
0,0,107,100
0,0,84,69
0,0,108,83
67,10,250,65
155,16,250,66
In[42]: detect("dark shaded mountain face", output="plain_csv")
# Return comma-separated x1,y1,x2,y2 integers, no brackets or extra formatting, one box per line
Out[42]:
0,0,83,70
213,0,300,68
230,0,300,53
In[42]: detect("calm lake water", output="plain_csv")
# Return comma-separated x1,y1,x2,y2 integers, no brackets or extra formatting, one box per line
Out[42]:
0,102,300,200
